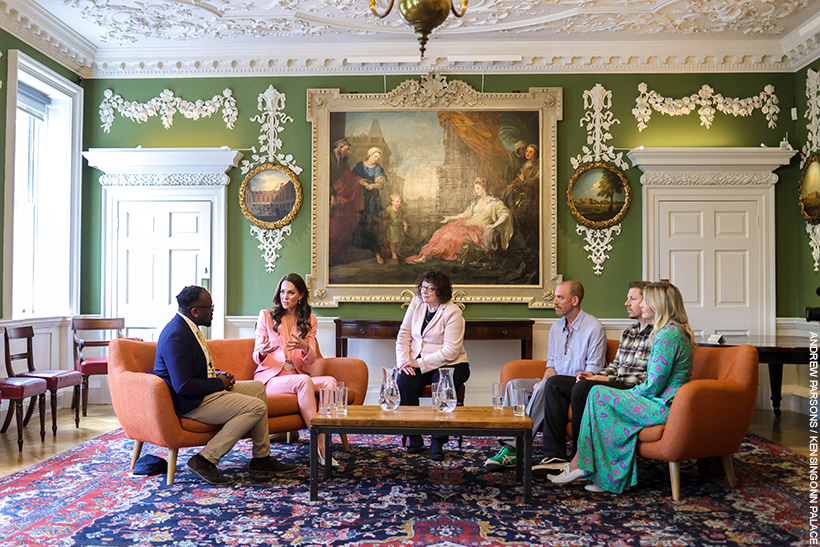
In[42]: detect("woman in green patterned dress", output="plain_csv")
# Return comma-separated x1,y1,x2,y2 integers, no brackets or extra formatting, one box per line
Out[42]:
549,281,695,494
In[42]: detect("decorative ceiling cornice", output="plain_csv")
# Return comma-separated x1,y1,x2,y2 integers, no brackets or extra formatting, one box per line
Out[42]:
1,0,820,78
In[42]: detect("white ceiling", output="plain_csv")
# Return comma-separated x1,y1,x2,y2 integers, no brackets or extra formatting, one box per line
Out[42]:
2,0,820,77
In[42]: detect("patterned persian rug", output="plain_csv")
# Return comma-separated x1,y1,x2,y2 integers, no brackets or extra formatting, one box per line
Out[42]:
0,429,808,546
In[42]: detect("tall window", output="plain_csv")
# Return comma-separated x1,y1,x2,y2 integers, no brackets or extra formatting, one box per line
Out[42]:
5,51,83,318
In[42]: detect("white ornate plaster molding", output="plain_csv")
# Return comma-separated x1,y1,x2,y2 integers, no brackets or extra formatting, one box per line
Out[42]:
808,223,820,272
801,69,820,167
250,225,292,273
571,83,628,170
99,173,229,187
639,171,778,186
240,85,302,272
239,85,302,176
83,147,243,186
384,73,481,108
633,82,780,131
576,224,621,276
99,88,237,133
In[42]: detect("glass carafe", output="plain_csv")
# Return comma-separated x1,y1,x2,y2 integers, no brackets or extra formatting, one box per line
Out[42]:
379,367,400,411
434,367,457,413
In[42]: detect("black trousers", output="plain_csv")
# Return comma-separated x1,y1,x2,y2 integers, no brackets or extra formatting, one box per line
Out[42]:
542,375,632,460
398,362,470,444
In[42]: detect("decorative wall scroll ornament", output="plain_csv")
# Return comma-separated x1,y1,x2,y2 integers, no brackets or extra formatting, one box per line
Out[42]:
250,224,292,273
576,224,621,276
99,88,237,133
570,84,631,275
384,72,481,108
570,84,628,171
633,82,780,132
239,85,303,273
802,70,820,164
808,224,820,272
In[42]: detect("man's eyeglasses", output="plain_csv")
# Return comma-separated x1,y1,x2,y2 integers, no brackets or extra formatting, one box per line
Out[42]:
191,305,215,311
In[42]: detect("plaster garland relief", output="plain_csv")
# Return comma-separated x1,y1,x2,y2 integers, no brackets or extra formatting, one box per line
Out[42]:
639,172,779,186
633,82,779,131
804,68,820,272
99,88,238,133
98,173,230,187
572,84,628,276
240,85,302,273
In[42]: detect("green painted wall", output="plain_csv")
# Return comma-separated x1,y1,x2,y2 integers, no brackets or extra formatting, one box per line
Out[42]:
0,35,80,316
78,69,811,320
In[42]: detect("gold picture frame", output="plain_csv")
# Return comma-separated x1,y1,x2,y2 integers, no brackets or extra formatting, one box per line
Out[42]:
239,163,303,229
306,74,562,308
567,162,631,229
799,153,820,224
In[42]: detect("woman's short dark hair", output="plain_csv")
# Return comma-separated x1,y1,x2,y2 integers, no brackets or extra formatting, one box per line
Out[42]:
416,270,453,303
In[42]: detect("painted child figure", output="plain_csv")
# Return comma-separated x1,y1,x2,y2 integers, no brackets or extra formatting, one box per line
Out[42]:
383,193,408,261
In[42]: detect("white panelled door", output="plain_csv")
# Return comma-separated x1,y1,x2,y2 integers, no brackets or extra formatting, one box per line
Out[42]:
658,199,759,338
117,200,212,341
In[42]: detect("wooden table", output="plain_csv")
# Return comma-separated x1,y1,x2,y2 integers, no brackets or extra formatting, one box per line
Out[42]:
334,319,534,359
698,335,812,416
310,405,534,503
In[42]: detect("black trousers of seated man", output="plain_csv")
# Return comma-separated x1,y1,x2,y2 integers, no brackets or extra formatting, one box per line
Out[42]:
542,375,633,461
398,362,470,445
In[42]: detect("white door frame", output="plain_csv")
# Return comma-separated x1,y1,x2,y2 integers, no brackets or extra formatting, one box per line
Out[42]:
83,148,243,339
627,147,796,337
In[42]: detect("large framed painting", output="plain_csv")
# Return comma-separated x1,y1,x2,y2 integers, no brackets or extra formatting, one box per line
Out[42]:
799,153,820,224
306,74,562,308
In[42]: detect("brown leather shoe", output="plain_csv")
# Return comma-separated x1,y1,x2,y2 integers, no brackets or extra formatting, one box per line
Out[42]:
186,454,236,485
249,456,298,477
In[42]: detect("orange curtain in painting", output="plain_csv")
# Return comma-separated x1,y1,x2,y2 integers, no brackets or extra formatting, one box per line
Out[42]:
438,111,510,191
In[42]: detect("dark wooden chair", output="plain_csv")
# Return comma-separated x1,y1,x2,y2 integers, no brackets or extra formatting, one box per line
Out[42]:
4,326,82,437
0,376,47,451
71,317,125,416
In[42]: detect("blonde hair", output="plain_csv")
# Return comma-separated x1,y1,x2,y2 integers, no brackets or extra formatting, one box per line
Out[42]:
389,193,402,202
643,282,696,347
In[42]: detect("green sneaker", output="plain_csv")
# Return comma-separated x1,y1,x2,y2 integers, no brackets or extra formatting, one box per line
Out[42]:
484,446,516,471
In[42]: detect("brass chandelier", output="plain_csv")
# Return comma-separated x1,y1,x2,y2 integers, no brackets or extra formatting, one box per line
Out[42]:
369,0,469,58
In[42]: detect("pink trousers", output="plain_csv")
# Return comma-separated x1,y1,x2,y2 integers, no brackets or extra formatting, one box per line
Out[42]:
262,373,337,429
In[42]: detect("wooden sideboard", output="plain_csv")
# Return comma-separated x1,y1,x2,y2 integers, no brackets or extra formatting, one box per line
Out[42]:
334,319,534,360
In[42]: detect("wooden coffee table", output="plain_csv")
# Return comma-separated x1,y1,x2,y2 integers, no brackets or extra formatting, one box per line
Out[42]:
309,405,534,503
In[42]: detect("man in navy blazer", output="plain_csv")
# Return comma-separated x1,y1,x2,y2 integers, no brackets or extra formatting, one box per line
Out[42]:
154,285,297,485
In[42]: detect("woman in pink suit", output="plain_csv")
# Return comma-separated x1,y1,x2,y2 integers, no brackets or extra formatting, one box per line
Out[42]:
253,273,338,466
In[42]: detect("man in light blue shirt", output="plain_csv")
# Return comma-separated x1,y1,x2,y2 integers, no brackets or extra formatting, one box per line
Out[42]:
485,280,606,471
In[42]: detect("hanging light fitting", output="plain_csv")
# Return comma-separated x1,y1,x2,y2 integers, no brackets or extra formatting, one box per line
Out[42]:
369,0,469,59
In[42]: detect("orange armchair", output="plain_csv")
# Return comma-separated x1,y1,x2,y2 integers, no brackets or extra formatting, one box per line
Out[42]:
108,337,368,484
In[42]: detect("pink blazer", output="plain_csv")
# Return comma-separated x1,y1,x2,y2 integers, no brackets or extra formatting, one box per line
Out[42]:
395,297,468,374
253,310,318,385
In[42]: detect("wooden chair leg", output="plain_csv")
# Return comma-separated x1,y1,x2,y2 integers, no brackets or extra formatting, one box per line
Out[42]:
668,461,681,501
341,434,350,452
15,400,24,452
23,396,36,426
721,454,737,487
73,385,81,428
81,376,90,417
1,400,14,433
130,440,144,470
38,393,46,442
50,390,58,437
167,448,178,485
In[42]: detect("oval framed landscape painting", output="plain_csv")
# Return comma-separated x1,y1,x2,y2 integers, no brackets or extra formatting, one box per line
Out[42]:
567,162,631,229
239,163,303,229
799,153,820,224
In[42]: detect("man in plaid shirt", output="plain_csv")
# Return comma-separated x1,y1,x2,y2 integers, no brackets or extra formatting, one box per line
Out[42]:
532,281,654,477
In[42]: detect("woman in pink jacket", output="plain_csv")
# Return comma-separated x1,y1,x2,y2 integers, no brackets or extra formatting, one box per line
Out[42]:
253,273,338,466
396,270,470,461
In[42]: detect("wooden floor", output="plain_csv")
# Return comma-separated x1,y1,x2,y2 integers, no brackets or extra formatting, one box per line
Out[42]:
0,405,810,478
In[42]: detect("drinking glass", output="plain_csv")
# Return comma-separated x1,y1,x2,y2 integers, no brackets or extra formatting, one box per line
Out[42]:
492,382,504,410
512,387,526,417
318,387,333,417
334,385,348,416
